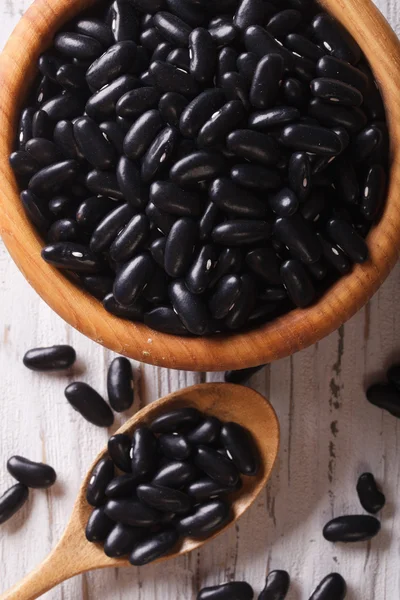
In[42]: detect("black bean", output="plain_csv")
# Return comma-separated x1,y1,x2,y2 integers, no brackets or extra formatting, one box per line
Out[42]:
55,64,87,92
356,472,385,515
308,98,367,133
366,383,400,418
198,101,246,148
269,188,299,217
65,382,114,427
42,242,103,273
285,33,324,61
129,528,179,565
0,484,29,525
109,0,139,42
164,218,197,277
218,47,239,85
316,56,367,94
86,507,114,542
279,124,342,155
159,92,189,127
220,72,250,111
169,279,210,335
41,93,84,121
180,90,225,138
86,75,138,120
280,259,315,307
23,345,76,371
32,109,53,139
198,582,254,600
153,460,197,488
29,160,78,196
170,151,227,185
323,515,381,542
361,164,386,221
315,233,350,274
103,293,146,321
249,106,300,131
99,121,125,154
244,25,293,68
76,197,115,234
146,202,177,234
310,77,363,107
234,0,265,31
209,17,237,47
311,13,361,64
109,213,149,262
334,159,359,204
9,151,39,180
107,357,134,413
123,109,163,160
150,407,201,433
225,365,266,384
49,195,76,218
220,422,259,476
86,42,137,90
104,523,146,557
230,164,281,193
54,32,103,60
90,204,134,253
176,499,230,536
137,483,191,513
74,18,114,48
258,570,290,600
225,273,256,329
38,53,64,82
308,573,347,600
250,54,284,110
301,189,326,223
211,177,267,219
267,8,302,39
52,120,84,161
7,456,56,490
141,265,167,304
105,498,161,526
186,418,221,446
108,434,132,472
194,446,239,487
154,12,192,47
159,433,192,461
360,63,385,120
115,159,147,209
150,60,199,96
131,426,158,479
226,129,278,166
105,474,138,498
237,51,258,84
287,152,311,201
150,181,203,218
117,88,160,121
16,107,34,151
145,306,189,335
274,214,321,263
86,458,115,507
113,253,155,305
25,138,60,167
73,117,116,170
186,245,218,294
326,218,368,263
209,275,242,320
141,125,179,182
166,47,190,70
212,220,272,246
189,28,217,84
141,27,164,51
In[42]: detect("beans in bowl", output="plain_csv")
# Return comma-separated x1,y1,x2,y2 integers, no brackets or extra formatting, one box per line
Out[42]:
10,0,389,336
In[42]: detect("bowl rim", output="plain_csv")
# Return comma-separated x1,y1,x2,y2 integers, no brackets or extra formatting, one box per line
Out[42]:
0,0,400,372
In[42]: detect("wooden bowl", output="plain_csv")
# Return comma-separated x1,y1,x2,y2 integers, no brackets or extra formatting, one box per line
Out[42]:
0,0,400,372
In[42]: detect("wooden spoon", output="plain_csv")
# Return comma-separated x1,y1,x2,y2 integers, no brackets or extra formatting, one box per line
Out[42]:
0,383,279,600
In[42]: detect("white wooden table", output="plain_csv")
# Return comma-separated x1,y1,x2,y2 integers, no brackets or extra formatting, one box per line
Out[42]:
1,1,400,598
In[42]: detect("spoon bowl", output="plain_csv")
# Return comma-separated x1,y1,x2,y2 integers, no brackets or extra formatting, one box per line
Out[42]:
0,383,279,600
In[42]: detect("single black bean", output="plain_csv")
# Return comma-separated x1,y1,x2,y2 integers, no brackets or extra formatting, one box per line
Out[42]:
237,51,258,84
149,236,167,267
267,8,302,39
288,152,311,201
187,478,236,502
116,157,147,209
56,64,87,92
326,218,368,263
109,0,139,42
225,365,265,385
76,197,116,234
311,13,361,64
234,0,265,31
108,434,132,472
226,129,278,166
25,138,60,167
145,306,189,335
154,11,191,47
29,160,79,196
9,151,39,179
310,78,363,107
189,28,217,84
199,201,220,242
249,106,300,131
74,117,116,170
210,177,267,219
258,570,290,600
17,107,34,151
220,422,259,476
151,181,203,218
323,515,381,542
279,124,342,155
198,582,254,600
105,498,161,526
280,259,315,307
99,121,126,154
131,426,158,479
141,27,163,51
107,357,134,413
176,499,230,536
361,164,386,221
90,204,134,253
38,53,64,82
250,54,284,110
225,273,256,330
159,433,192,461
285,33,324,61
117,87,161,119
105,474,138,498
194,446,239,487
274,214,321,263
212,220,272,246
308,98,367,133
301,189,326,223
109,214,150,263
103,293,146,321
129,528,179,565
49,195,77,218
41,93,84,121
74,18,114,48
150,407,201,433
316,233,350,274
230,164,281,193
86,458,115,507
269,188,299,218
0,484,29,525
65,382,114,427
141,125,179,182
123,109,163,160
7,456,56,489
186,245,218,295
169,279,210,335
356,473,385,514
86,507,114,542
104,523,147,558
42,242,103,273
86,41,137,90
366,383,400,418
198,101,246,148
150,60,199,96
152,460,197,488
137,483,191,513
308,573,347,600
32,109,53,139
113,253,155,306
209,275,242,320
209,17,237,47
23,345,76,371
170,151,227,185
54,32,103,60
159,92,189,127
186,417,221,446
258,285,288,302
164,218,197,278
316,56,367,94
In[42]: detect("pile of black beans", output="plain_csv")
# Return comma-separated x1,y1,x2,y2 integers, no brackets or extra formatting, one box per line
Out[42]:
0,457,56,525
323,471,384,543
85,406,260,565
367,363,400,418
197,569,347,599
10,0,389,337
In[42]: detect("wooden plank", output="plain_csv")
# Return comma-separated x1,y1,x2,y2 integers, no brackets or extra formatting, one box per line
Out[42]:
1,0,400,598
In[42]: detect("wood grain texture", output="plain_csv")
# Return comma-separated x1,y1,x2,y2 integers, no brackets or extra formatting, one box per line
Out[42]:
0,0,400,371
0,0,400,599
